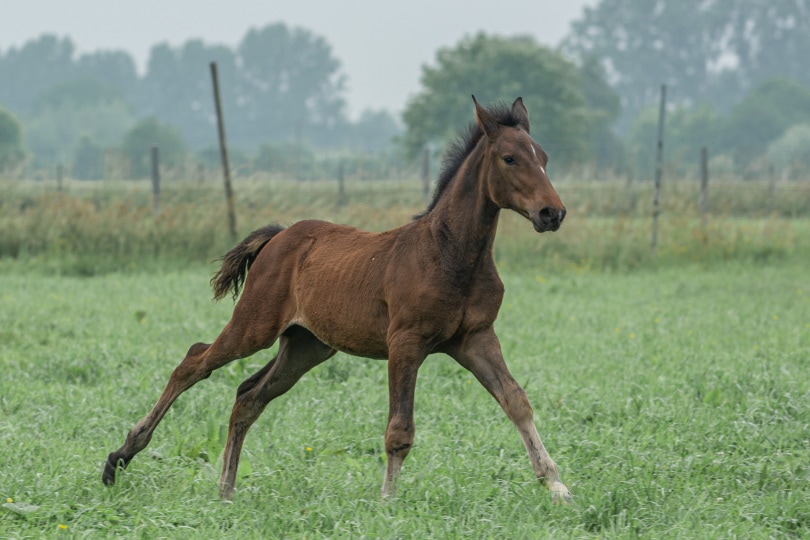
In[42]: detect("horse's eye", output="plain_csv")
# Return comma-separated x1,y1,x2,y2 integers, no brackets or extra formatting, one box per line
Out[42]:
503,156,515,165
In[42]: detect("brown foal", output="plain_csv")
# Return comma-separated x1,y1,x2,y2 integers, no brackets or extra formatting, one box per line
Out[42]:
102,96,570,502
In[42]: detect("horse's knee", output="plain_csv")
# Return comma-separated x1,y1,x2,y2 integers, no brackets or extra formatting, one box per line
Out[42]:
385,417,415,456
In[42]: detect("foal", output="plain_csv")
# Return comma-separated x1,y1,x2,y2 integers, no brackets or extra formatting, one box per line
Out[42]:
103,96,570,502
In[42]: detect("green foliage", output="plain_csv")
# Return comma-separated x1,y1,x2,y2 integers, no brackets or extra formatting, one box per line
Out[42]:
24,77,134,166
0,27,384,165
0,263,808,537
236,23,346,146
577,55,625,171
254,141,315,177
344,109,402,153
565,0,810,126
767,124,810,177
72,135,105,180
626,78,810,177
33,77,127,110
121,117,187,178
402,33,591,166
627,104,721,177
0,105,25,171
720,78,810,167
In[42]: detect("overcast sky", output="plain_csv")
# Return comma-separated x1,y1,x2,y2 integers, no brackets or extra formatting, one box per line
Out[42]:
1,0,596,119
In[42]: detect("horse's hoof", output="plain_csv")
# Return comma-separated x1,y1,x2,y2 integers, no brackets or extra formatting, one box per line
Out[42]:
549,481,572,504
102,456,118,486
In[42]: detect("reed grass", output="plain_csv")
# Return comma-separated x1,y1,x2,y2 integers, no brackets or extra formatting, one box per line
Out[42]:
1,175,809,275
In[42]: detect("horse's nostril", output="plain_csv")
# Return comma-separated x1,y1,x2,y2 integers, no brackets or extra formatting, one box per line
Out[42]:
539,206,556,223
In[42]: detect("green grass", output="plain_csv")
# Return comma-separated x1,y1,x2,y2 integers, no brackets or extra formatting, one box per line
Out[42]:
1,261,808,538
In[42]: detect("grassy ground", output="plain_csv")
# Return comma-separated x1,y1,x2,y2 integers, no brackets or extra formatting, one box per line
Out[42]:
1,261,808,538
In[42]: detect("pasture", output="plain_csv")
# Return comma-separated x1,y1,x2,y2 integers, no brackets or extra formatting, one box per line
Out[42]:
1,260,808,538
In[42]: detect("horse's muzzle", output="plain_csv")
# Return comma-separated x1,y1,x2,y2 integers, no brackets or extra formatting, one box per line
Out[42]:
532,207,566,232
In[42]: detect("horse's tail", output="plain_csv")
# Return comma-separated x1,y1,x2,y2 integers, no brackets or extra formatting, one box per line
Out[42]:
211,224,286,301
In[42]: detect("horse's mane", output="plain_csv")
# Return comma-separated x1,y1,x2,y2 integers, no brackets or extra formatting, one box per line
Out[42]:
415,101,525,219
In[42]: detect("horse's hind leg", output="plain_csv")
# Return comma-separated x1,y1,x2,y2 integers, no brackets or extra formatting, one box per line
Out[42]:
219,325,335,499
102,314,285,486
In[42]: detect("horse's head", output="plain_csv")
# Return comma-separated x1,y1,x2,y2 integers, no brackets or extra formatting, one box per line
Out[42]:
474,96,566,233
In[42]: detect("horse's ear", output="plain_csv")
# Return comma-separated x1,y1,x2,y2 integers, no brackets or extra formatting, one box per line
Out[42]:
472,95,500,140
511,97,530,133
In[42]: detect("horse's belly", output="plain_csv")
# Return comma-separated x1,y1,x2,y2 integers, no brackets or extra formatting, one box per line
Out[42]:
294,283,390,360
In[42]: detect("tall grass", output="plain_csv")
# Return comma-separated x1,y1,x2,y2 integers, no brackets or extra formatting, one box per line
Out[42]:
1,175,809,275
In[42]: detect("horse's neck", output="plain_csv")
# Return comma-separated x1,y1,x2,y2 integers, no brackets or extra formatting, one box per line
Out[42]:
427,151,500,271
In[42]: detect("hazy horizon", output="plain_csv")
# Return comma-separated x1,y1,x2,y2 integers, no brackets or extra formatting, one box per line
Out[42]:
1,0,596,119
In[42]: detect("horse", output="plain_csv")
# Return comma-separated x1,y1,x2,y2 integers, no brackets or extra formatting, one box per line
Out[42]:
102,96,570,502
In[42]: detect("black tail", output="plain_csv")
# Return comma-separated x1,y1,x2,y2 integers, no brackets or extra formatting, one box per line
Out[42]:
210,224,285,301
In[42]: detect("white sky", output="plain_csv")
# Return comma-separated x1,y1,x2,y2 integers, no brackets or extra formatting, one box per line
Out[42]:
0,0,596,119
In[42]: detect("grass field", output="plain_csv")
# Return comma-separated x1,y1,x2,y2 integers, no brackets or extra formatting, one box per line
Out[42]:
1,260,808,538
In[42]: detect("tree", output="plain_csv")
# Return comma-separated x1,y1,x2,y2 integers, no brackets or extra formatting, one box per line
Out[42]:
139,40,238,149
0,105,25,171
627,104,720,177
0,35,77,114
564,0,810,128
24,78,134,166
72,135,105,180
344,109,401,153
577,55,625,170
717,78,810,167
767,124,810,177
402,33,594,167
121,117,187,178
136,24,347,151
235,23,347,147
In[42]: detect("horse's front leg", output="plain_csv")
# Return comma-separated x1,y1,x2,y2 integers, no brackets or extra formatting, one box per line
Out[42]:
448,328,571,502
382,334,426,498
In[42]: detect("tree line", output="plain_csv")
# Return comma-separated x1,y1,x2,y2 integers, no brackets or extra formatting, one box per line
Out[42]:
2,0,810,180
0,24,400,178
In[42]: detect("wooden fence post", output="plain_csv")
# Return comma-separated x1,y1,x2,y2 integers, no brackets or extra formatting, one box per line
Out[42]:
337,161,347,207
700,146,709,225
421,145,431,203
651,84,667,253
210,62,237,241
56,163,64,192
151,144,160,213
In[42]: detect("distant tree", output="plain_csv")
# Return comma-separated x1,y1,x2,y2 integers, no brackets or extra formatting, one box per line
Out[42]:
0,105,25,171
767,124,810,177
564,0,810,128
254,141,315,178
139,40,238,149
402,33,593,167
345,109,401,152
138,24,347,150
72,135,105,180
121,117,187,178
75,50,139,104
0,35,77,113
25,77,134,166
627,104,720,177
577,55,625,170
718,78,810,167
235,23,347,147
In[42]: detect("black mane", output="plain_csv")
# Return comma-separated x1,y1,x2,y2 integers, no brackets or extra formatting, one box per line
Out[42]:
414,101,525,219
